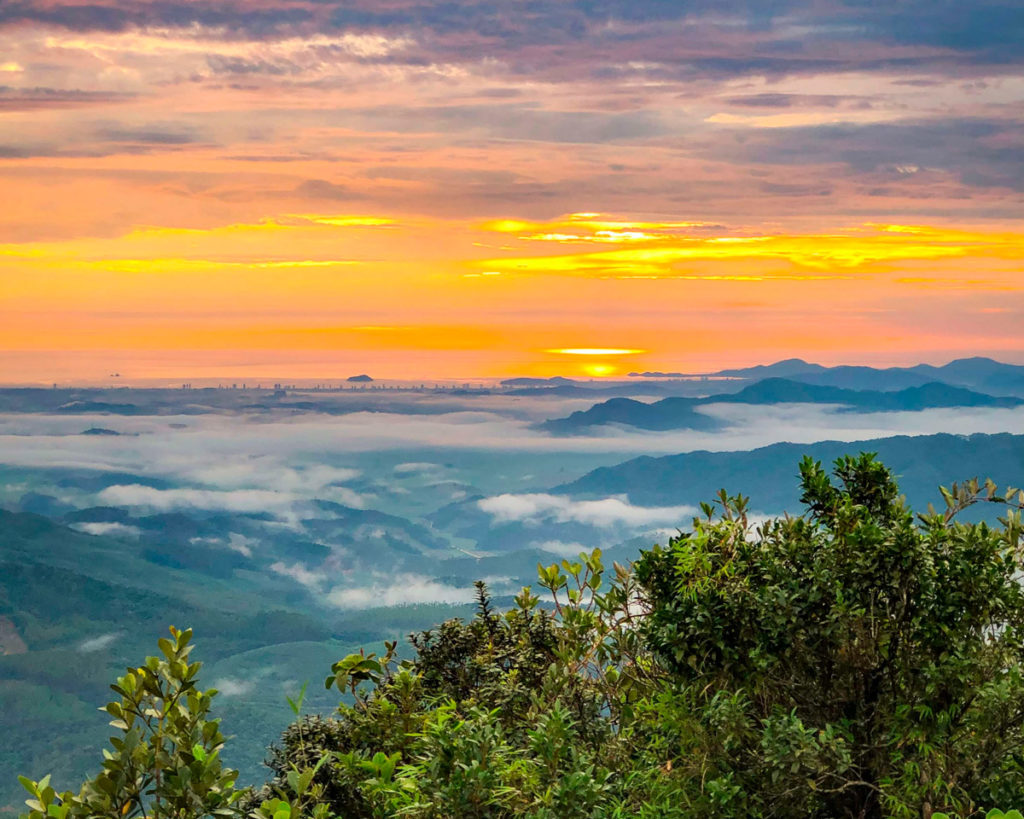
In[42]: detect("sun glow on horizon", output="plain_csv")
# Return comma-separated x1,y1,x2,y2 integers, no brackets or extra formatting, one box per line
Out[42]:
1,210,1022,380
582,362,619,377
546,348,646,356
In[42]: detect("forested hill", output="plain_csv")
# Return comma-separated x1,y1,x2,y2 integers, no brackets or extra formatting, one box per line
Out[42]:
556,432,1024,511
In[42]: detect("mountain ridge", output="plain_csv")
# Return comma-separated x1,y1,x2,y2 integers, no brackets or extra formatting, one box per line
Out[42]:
555,431,1024,513
543,378,1024,433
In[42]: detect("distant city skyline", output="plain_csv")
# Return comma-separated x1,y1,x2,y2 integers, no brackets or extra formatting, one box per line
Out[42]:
4,349,1024,387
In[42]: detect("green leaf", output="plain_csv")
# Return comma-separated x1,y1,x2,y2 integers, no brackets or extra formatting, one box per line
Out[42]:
286,680,308,716
158,637,176,661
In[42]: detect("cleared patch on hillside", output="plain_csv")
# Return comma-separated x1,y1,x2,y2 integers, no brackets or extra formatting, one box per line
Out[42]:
0,616,27,655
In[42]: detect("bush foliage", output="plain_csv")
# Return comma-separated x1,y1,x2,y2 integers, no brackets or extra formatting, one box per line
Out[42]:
17,454,1024,818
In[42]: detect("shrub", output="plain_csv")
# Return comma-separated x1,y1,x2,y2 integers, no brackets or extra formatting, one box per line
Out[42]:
636,455,1024,817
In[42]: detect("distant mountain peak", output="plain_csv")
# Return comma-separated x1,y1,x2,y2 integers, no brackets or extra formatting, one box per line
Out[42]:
714,359,827,378
541,376,1024,434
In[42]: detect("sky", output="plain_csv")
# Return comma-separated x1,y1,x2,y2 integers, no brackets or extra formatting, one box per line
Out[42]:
1,0,1023,382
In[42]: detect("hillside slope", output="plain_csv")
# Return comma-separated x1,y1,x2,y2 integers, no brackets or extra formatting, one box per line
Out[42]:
556,432,1024,512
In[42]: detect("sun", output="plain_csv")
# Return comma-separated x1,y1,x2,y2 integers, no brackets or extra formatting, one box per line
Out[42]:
546,348,645,356
542,347,643,377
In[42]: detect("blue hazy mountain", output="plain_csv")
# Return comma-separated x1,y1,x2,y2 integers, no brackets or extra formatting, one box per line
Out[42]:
542,396,725,433
728,379,1024,410
510,358,1024,400
556,432,1024,513
713,356,1024,394
542,379,1024,433
906,357,1024,395
714,358,828,379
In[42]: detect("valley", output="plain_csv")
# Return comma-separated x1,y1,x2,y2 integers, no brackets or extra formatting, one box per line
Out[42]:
5,357,1024,808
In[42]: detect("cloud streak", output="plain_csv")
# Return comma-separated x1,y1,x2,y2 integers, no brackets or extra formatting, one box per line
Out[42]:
97,484,309,514
70,521,142,538
78,632,120,652
477,493,695,527
326,573,480,608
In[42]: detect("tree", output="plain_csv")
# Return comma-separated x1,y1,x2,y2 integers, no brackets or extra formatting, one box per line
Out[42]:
254,580,617,818
18,626,243,819
635,453,1024,818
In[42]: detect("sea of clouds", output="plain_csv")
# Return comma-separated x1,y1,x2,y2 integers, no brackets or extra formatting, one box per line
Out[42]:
5,395,1024,607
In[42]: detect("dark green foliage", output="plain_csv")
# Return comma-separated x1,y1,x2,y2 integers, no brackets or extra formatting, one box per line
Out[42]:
252,715,370,817
636,454,1024,817
250,581,600,818
408,581,560,710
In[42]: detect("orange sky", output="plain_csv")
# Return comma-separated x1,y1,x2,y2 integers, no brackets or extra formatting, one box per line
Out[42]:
2,3,1023,381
